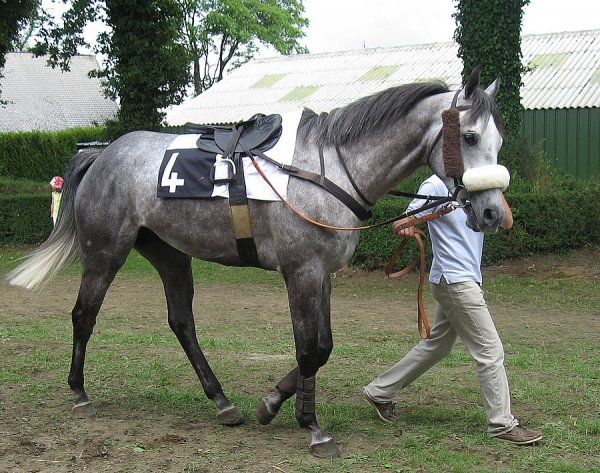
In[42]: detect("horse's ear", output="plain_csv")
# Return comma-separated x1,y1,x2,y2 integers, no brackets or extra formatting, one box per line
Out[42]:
464,67,481,100
484,78,500,100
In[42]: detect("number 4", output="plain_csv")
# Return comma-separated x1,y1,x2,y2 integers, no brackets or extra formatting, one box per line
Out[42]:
161,152,185,193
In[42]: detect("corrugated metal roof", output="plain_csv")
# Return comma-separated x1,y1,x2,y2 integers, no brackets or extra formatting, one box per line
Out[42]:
167,29,600,126
0,53,118,132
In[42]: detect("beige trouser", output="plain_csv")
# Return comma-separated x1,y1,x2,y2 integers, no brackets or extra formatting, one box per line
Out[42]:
365,279,518,436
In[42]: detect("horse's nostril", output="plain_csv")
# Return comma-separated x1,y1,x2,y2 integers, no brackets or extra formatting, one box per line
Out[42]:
483,208,497,225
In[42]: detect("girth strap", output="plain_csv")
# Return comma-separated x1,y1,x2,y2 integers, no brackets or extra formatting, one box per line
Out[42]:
228,153,260,266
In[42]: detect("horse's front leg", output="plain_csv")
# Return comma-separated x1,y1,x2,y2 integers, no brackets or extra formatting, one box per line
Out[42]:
259,269,338,457
257,273,333,424
256,366,297,424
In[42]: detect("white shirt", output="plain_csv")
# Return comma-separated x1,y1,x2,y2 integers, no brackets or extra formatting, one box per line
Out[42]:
407,175,484,284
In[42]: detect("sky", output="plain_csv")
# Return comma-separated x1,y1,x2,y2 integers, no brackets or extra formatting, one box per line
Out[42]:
297,0,599,55
44,0,600,58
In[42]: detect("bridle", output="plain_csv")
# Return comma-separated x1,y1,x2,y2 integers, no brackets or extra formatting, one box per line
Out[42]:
424,88,473,196
425,89,467,167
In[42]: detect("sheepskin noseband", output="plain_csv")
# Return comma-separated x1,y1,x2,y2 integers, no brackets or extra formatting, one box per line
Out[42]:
462,164,510,192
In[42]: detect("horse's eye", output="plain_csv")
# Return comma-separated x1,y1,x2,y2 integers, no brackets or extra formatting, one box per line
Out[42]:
463,132,479,146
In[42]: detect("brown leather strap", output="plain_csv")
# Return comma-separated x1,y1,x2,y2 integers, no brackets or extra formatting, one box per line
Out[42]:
250,157,456,232
386,229,431,339
393,205,454,231
385,206,454,339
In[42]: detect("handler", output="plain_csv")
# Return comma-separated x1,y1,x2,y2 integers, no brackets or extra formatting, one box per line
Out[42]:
363,174,543,445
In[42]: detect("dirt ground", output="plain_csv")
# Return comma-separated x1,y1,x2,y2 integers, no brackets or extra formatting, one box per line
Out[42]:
0,245,598,473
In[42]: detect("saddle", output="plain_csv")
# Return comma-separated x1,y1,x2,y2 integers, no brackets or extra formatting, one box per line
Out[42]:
183,114,283,268
188,114,282,157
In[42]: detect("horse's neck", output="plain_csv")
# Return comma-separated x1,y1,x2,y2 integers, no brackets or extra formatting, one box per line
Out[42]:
339,105,442,203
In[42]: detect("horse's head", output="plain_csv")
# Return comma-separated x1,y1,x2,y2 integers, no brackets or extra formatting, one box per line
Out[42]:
429,68,509,233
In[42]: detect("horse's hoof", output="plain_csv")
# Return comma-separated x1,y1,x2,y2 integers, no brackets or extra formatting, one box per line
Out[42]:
310,439,340,458
72,401,96,418
256,398,277,425
217,405,245,426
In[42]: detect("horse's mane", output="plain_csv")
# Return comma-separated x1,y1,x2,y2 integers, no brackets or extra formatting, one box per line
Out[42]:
301,81,504,146
303,82,449,147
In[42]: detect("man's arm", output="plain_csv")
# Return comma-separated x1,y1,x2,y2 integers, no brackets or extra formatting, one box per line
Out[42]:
500,194,513,229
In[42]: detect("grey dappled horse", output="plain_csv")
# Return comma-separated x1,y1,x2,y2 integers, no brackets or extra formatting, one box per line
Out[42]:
8,69,507,457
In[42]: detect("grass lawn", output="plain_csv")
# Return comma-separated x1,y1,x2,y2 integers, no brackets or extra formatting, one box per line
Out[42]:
0,246,598,472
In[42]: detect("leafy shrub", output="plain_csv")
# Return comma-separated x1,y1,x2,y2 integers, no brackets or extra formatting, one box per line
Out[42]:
484,185,600,263
2,133,598,268
0,127,107,181
0,176,48,195
0,195,53,245
356,185,600,269
2,183,598,265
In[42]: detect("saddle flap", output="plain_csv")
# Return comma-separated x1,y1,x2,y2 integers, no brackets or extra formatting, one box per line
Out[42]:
196,135,222,154
214,114,283,154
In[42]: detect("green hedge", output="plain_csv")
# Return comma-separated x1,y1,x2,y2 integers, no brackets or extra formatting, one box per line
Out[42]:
3,186,599,267
483,189,600,263
0,194,53,245
351,186,600,269
0,127,107,181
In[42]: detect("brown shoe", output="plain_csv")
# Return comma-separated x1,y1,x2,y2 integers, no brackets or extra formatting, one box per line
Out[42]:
363,387,398,423
495,424,543,445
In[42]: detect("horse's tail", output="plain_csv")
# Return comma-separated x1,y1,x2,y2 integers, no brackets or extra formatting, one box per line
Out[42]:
7,148,101,290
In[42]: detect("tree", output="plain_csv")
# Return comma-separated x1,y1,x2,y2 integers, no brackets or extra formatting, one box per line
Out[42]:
453,0,530,138
35,0,190,138
178,0,308,95
33,0,308,135
0,0,40,102
96,0,190,136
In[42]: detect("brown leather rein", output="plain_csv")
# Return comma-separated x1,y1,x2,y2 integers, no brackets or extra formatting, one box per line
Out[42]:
250,157,458,232
385,205,454,339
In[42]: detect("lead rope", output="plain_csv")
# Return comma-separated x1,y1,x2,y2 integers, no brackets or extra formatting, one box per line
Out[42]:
385,206,454,339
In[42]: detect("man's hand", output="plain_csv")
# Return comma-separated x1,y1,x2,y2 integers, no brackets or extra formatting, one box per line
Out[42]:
393,216,418,238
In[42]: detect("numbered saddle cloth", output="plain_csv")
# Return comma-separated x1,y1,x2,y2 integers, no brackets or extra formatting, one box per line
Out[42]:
157,110,302,201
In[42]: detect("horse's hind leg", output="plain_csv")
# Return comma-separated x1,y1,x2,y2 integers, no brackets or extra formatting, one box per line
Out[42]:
135,229,244,426
69,251,132,417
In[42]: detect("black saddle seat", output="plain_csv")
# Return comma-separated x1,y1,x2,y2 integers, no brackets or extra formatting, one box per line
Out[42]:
191,114,283,156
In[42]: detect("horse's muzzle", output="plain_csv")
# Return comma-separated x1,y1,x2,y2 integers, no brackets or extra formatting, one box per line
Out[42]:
463,192,504,233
